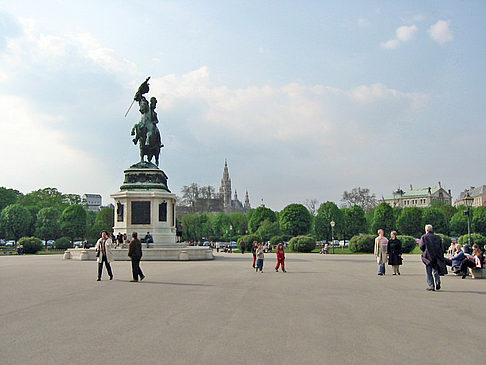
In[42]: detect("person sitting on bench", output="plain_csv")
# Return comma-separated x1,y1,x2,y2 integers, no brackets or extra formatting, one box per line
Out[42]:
444,244,465,272
459,244,484,279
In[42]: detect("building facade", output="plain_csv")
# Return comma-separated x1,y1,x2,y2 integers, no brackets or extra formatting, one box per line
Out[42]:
383,183,452,208
455,185,486,207
83,194,102,211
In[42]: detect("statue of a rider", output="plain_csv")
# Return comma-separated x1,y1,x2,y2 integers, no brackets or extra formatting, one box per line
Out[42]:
130,77,163,166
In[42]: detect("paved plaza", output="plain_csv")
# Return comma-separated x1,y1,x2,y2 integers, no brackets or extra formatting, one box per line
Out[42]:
1,252,485,365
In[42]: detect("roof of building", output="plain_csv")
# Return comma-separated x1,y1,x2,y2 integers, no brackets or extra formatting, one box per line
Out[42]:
83,194,102,198
384,186,446,200
457,185,486,200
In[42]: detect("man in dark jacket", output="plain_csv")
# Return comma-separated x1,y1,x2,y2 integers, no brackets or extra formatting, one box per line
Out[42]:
128,232,145,282
419,224,444,291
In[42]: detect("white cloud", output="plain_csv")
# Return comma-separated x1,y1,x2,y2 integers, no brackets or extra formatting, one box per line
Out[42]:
428,20,453,45
380,39,399,50
396,25,418,42
381,24,418,49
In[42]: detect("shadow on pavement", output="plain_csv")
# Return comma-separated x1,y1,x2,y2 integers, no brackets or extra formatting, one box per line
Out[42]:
115,279,213,287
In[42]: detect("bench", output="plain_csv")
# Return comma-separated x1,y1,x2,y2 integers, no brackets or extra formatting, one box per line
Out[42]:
469,267,485,279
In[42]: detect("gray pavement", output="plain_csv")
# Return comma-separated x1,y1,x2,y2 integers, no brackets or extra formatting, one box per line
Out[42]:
1,252,485,365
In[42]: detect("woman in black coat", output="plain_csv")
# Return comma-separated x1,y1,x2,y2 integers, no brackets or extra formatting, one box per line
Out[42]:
388,231,402,275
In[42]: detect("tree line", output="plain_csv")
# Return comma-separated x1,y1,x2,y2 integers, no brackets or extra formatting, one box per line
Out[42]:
0,187,113,248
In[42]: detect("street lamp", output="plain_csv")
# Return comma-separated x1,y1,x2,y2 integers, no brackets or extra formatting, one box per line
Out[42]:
330,220,335,254
464,192,474,246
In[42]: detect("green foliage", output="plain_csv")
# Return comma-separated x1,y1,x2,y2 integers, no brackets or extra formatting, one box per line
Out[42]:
396,235,417,254
269,235,288,247
457,233,486,248
256,219,281,242
25,205,40,237
436,233,452,253
472,206,486,235
422,208,448,234
440,204,458,223
248,206,276,233
279,203,312,237
349,234,375,253
212,212,233,240
229,212,248,236
1,204,32,242
371,202,395,236
0,187,22,212
19,237,43,254
288,235,316,253
343,205,367,238
19,188,81,211
449,210,468,236
181,213,215,242
237,234,260,251
55,237,72,249
397,207,423,237
35,207,61,242
95,208,114,231
315,201,344,240
60,204,87,243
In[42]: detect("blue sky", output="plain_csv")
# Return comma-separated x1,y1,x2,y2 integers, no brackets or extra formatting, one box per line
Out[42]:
1,1,485,210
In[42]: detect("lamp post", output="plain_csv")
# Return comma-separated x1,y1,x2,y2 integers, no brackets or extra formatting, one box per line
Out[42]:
464,192,474,246
330,220,335,254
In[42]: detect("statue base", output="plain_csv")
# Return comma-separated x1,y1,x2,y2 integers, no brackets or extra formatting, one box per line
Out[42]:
63,247,214,261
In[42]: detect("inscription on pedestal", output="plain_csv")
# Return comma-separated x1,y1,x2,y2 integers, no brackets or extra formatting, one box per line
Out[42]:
131,201,151,224
159,202,167,222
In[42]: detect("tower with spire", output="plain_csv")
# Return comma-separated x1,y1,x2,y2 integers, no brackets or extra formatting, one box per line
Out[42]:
218,160,251,213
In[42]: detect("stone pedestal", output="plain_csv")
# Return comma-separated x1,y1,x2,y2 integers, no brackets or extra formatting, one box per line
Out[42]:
111,161,177,247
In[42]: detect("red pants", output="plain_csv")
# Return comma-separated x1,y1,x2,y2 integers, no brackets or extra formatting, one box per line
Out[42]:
275,257,285,271
252,254,256,268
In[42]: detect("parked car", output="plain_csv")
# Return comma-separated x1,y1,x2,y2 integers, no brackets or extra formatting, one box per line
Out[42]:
73,241,83,248
6,240,15,246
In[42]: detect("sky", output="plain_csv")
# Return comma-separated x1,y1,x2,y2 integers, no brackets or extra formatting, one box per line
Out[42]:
0,1,485,211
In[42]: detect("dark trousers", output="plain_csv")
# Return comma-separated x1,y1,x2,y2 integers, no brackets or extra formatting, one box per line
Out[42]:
131,257,144,280
460,260,476,276
252,254,256,268
98,255,113,279
256,259,264,271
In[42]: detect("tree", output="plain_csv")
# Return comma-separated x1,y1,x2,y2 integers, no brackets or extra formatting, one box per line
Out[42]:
256,219,281,242
422,208,448,234
35,207,61,245
0,187,22,212
449,210,468,237
472,206,486,235
303,199,319,216
19,187,80,211
212,212,232,240
440,204,458,223
60,204,87,244
341,187,377,212
1,204,32,242
343,205,367,239
371,202,395,236
279,203,312,237
229,212,248,236
180,183,200,211
397,207,423,237
315,202,344,241
248,206,276,233
19,237,43,254
95,208,114,231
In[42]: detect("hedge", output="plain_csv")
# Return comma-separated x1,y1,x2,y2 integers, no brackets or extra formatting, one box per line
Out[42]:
349,234,375,253
55,237,72,250
396,235,416,254
288,235,316,253
457,233,486,248
19,237,43,254
237,234,260,251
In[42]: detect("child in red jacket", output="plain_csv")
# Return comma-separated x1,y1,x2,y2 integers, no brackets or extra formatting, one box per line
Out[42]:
275,243,286,272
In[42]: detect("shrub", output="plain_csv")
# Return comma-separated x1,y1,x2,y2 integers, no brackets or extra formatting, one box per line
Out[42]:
269,235,288,247
457,233,486,248
349,234,375,253
288,235,316,253
436,233,452,253
55,237,73,250
237,234,260,251
19,237,43,254
396,235,416,254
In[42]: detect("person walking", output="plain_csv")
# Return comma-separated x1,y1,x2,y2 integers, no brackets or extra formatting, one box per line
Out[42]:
419,224,445,291
251,241,258,268
255,243,264,272
388,231,402,275
95,231,114,281
374,229,388,276
128,232,145,282
275,243,286,272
